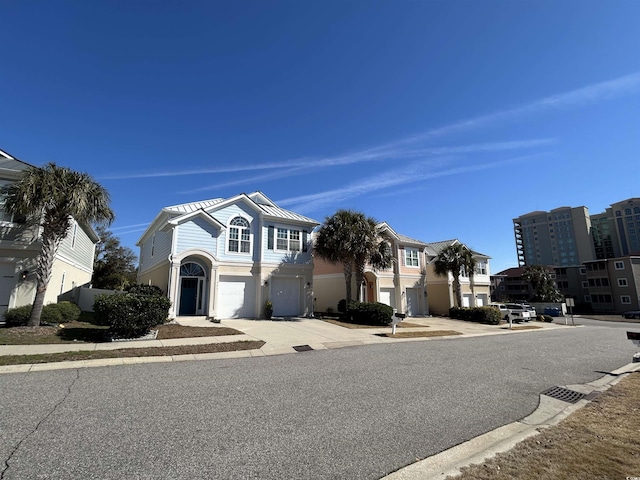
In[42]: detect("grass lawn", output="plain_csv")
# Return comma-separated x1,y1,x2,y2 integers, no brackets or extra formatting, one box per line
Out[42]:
0,322,243,345
0,341,265,366
450,372,640,480
376,330,462,338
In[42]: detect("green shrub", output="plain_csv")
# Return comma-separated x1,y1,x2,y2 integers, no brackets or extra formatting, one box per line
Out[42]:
449,306,501,325
3,305,32,327
3,304,68,326
94,292,171,338
347,301,394,326
337,299,347,313
40,304,64,325
543,315,554,322
48,301,81,323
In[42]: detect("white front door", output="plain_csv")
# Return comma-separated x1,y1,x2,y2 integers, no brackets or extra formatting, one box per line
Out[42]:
462,294,472,308
406,288,419,316
379,288,394,308
271,277,300,317
476,294,487,307
0,262,16,316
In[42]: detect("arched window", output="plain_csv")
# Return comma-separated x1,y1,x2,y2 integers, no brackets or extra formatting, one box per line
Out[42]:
228,216,251,253
180,262,205,277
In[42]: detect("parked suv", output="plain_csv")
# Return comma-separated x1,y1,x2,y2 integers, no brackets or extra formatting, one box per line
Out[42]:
504,303,533,323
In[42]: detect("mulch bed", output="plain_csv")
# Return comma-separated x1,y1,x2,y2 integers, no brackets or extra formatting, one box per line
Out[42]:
376,330,462,338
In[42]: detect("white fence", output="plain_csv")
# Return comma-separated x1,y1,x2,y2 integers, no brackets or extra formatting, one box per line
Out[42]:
58,286,119,312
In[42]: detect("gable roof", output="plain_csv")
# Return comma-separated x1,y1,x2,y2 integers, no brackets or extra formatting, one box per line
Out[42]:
424,239,491,259
137,191,319,245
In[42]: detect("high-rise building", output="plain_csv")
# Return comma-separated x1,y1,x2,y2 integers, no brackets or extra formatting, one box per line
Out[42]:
513,206,594,267
513,198,640,267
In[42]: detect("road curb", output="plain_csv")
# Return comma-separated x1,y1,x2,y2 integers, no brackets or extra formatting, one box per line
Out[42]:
382,361,640,480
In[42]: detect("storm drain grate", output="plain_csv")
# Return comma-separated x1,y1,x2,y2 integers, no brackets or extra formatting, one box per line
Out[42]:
542,386,586,404
293,344,313,352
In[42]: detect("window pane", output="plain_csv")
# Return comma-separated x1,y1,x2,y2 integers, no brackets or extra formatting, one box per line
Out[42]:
277,228,288,250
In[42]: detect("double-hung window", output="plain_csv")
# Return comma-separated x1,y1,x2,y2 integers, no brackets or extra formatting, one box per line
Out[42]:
228,217,251,253
277,228,301,251
405,248,419,267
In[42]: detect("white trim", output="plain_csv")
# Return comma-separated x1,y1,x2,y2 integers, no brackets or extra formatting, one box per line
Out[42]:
617,278,628,287
614,261,625,270
274,224,303,253
621,295,631,304
225,214,253,256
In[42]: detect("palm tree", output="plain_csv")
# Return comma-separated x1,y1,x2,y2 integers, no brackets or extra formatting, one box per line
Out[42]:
313,210,394,304
1,163,114,326
433,242,476,308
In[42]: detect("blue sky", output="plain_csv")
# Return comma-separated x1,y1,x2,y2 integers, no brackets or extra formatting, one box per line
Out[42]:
2,1,639,273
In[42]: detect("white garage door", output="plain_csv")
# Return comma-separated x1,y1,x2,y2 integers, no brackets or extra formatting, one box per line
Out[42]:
406,288,419,316
0,263,16,317
379,288,395,308
218,276,256,319
271,277,300,317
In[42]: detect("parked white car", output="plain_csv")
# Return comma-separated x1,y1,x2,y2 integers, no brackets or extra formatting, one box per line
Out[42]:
488,303,510,321
504,303,533,323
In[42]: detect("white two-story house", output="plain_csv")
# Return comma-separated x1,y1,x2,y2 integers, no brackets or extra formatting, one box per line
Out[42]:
137,192,319,319
0,148,99,315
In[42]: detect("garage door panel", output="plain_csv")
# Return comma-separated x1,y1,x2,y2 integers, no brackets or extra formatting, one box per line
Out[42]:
271,277,300,317
218,276,256,319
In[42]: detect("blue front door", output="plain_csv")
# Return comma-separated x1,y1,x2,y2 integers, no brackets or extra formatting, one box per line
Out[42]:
179,277,198,315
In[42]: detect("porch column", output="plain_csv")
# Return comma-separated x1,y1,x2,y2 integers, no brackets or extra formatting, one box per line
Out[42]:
168,261,181,319
209,267,219,319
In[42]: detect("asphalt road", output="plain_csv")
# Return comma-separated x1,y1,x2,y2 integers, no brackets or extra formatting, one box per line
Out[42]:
1,322,637,480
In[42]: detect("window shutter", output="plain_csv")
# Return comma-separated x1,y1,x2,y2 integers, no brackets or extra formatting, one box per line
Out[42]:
302,230,308,252
268,226,274,250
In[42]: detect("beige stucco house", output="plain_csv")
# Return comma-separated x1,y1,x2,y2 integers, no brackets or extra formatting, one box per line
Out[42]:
423,239,492,315
313,222,430,316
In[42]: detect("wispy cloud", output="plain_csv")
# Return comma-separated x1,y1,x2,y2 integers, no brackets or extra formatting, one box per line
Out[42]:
110,222,149,231
177,139,554,193
414,72,640,140
278,153,549,214
98,72,640,186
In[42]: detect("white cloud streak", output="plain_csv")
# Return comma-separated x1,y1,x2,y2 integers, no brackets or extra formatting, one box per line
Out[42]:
413,72,640,140
178,139,554,193
278,153,549,214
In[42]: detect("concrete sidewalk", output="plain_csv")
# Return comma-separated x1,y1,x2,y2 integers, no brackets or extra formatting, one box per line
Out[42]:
0,316,572,373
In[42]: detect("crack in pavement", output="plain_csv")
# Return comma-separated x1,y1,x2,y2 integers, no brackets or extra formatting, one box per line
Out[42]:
0,368,81,480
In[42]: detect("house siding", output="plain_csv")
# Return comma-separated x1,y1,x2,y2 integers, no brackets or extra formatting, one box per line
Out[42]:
260,221,312,265
215,203,260,263
58,222,96,271
175,218,218,256
140,229,172,273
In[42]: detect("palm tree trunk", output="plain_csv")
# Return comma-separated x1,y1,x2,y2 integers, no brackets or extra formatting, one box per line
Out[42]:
343,262,353,304
452,273,463,308
28,234,60,327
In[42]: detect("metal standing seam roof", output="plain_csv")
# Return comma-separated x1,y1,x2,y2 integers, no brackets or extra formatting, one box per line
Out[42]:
164,198,225,213
162,197,318,224
258,204,319,224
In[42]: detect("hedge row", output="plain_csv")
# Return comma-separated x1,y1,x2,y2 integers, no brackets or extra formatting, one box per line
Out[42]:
347,301,394,326
449,306,502,325
3,301,81,327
